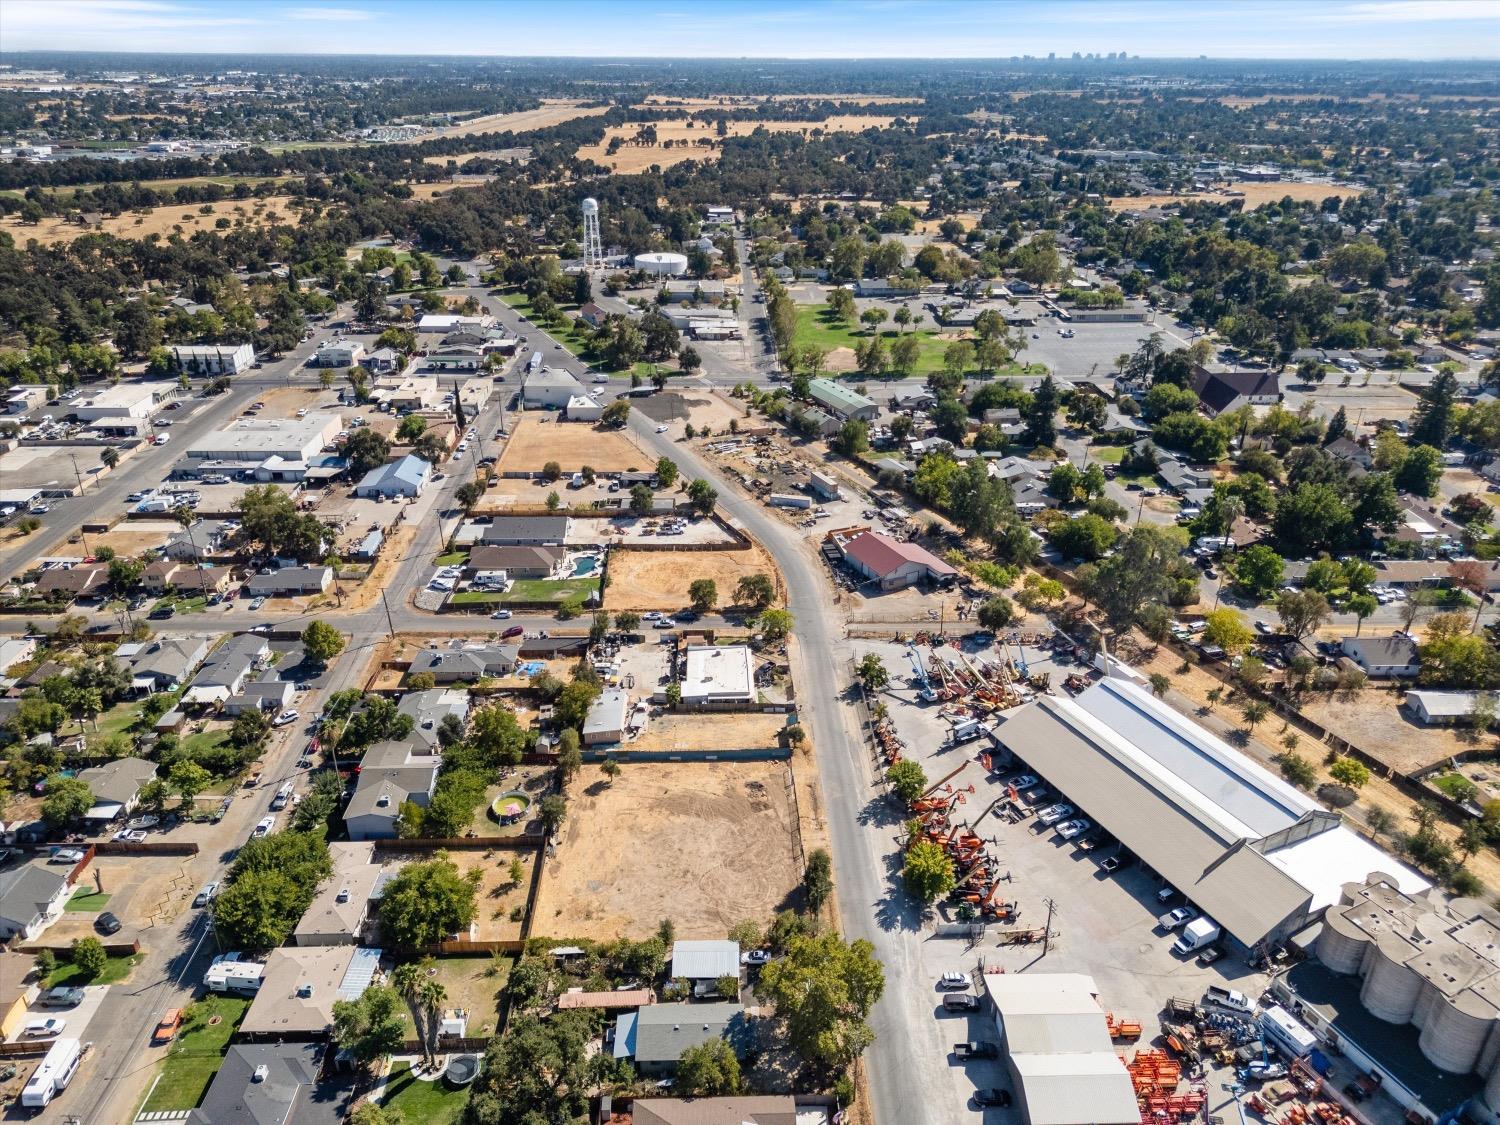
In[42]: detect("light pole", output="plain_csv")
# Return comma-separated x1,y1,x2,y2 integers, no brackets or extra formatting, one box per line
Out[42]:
65,455,91,556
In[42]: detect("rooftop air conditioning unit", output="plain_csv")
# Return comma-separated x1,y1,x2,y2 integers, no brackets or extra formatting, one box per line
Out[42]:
252,1064,269,1083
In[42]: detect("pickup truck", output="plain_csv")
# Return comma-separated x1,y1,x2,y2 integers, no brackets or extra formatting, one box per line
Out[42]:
953,1042,999,1061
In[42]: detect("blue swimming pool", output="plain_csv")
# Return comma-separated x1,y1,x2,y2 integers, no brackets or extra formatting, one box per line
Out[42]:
572,556,598,576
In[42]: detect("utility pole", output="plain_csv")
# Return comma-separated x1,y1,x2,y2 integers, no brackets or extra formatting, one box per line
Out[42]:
378,587,396,639
66,455,91,556
1041,897,1056,957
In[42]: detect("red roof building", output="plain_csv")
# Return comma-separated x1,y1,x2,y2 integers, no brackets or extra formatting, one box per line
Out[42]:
838,531,957,591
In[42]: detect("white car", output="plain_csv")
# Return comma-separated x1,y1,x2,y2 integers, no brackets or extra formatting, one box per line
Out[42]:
655,424,669,433
154,433,170,445
272,710,299,727
21,1018,65,1038
491,609,513,619
939,971,971,990
1056,818,1091,840
1037,803,1075,826
741,949,772,966
252,816,276,839
112,829,147,843
592,373,609,383
1158,906,1196,931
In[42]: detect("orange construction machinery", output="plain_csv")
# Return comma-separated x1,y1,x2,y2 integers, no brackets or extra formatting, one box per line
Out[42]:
1105,1014,1142,1040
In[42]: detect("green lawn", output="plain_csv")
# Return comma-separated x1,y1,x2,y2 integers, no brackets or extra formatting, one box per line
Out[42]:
435,551,469,566
1091,445,1127,463
64,888,112,912
179,728,232,758
793,304,1047,379
502,290,683,378
140,994,251,1113
47,952,142,988
505,577,600,603
87,700,146,749
152,594,209,615
382,1063,470,1125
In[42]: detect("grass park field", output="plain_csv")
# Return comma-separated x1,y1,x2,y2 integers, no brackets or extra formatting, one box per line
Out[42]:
794,304,1044,378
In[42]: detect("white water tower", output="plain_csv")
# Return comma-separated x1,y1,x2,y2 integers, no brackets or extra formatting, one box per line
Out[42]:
581,197,602,269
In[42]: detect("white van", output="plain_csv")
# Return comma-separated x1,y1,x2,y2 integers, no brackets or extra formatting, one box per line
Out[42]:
1202,985,1253,1014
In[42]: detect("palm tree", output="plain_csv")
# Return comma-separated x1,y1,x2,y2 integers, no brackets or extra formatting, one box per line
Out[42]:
1242,700,1269,736
418,978,448,1066
391,962,423,1058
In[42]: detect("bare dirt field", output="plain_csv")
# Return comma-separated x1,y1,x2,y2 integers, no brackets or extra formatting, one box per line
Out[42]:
426,99,610,139
629,388,750,436
1299,691,1471,775
421,148,530,167
535,761,802,940
0,194,302,245
254,385,324,419
640,94,919,109
604,542,781,613
578,115,905,173
87,520,179,558
496,417,648,474
1107,182,1365,212
628,712,787,754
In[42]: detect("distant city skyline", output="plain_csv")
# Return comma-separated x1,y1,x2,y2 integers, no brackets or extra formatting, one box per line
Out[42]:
3,0,1500,60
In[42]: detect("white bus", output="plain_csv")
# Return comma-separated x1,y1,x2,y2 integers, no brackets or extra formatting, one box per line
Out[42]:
21,1036,81,1107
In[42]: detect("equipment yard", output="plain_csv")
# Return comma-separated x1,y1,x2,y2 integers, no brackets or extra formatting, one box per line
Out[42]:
495,416,649,474
603,542,781,612
534,761,803,940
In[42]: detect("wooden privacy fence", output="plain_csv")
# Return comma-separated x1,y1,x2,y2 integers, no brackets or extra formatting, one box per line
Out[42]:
374,836,544,853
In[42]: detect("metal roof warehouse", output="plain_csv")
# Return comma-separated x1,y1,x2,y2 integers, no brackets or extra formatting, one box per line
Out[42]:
993,671,1428,950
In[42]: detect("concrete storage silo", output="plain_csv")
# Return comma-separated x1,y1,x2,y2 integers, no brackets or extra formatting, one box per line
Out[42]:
634,251,689,277
1480,1053,1500,1122
1417,987,1497,1074
1316,906,1373,975
1360,934,1425,1023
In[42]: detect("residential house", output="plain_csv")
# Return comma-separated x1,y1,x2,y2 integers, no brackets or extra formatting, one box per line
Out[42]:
239,946,381,1039
582,689,629,745
670,940,741,984
182,633,270,706
293,842,388,946
1325,436,1373,473
479,516,569,547
344,739,440,840
163,520,233,562
407,644,519,685
579,303,610,329
889,388,936,412
398,688,471,748
1403,690,1495,727
466,545,561,580
1340,634,1421,679
120,634,213,694
0,862,71,941
360,347,402,376
245,566,334,597
522,367,587,409
34,564,106,600
1157,459,1211,496
187,1042,354,1125
354,454,431,499
838,531,958,591
75,757,158,821
224,675,295,717
140,559,185,594
0,951,33,1041
681,646,756,706
1190,367,1282,417
628,1098,816,1125
615,1003,752,1076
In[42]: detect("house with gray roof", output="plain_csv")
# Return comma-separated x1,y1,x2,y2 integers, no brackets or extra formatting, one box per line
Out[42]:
163,519,233,562
0,862,70,941
119,634,213,694
344,739,441,841
478,516,569,546
354,454,431,499
615,1002,753,1076
245,566,333,597
293,842,390,946
224,675,295,717
188,1042,354,1125
522,367,587,409
1341,633,1421,678
465,545,561,579
76,757,158,821
182,633,270,706
408,644,518,685
397,688,470,748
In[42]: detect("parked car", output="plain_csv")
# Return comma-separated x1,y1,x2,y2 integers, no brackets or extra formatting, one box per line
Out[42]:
273,710,299,727
1056,818,1091,840
1006,774,1038,791
1243,1060,1288,1082
741,949,772,966
36,987,85,1008
49,848,85,865
111,829,147,843
953,1042,999,1060
21,1018,66,1038
502,625,524,639
1037,803,1074,827
96,911,122,935
490,609,513,619
939,971,971,990
1099,851,1135,874
248,596,267,611
193,883,219,908
974,1089,1014,1107
152,1008,183,1044
1158,907,1196,931
943,993,981,1012
252,816,275,839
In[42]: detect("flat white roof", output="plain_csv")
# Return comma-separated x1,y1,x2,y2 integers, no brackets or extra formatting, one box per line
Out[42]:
75,382,171,409
1265,822,1429,910
190,414,340,457
682,645,755,702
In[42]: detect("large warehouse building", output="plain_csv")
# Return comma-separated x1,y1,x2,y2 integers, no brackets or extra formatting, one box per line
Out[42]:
994,672,1427,952
186,414,342,463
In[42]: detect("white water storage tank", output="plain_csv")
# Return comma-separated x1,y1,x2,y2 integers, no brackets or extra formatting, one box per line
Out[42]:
634,252,689,277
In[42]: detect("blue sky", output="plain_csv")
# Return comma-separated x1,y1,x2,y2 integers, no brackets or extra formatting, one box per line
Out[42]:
3,0,1499,59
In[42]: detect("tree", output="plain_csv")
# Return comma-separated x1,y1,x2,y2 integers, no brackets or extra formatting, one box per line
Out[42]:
758,608,794,642
379,856,479,950
1347,593,1378,635
557,728,582,784
1024,375,1060,448
601,400,631,428
70,936,106,979
600,757,621,785
756,931,884,1070
629,483,654,515
1277,589,1331,642
100,446,120,469
803,848,833,913
343,428,391,476
1203,608,1254,655
833,418,869,457
1394,444,1444,497
856,653,889,692
1049,514,1118,561
1149,673,1171,698
41,777,93,827
396,414,427,442
676,1038,744,1096
688,578,718,613
1329,757,1371,790
1234,544,1284,601
887,759,928,804
904,837,957,903
350,1103,406,1125
1242,700,1270,735
687,477,718,515
655,456,680,488
539,794,567,834
332,983,405,1068
734,573,776,610
467,1012,593,1124
678,345,701,374
1410,371,1458,449
615,610,642,634
977,596,1016,629
168,759,210,804
1278,752,1318,789
301,620,345,666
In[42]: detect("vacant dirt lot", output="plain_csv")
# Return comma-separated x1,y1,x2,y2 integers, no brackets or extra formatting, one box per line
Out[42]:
535,762,802,940
87,520,178,558
426,99,610,139
641,94,919,109
1299,691,1471,775
579,115,906,173
604,542,780,613
1107,181,1365,212
383,847,536,942
629,712,787,753
1,194,302,245
496,416,648,474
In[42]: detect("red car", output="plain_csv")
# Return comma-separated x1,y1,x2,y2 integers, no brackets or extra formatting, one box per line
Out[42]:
502,625,524,639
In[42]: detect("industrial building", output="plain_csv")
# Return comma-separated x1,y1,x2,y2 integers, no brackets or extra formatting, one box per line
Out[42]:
993,671,1428,952
634,251,689,277
806,378,878,422
980,972,1139,1125
71,382,175,421
354,454,430,499
522,366,587,409
680,645,756,706
186,414,342,463
172,343,255,375
837,530,957,591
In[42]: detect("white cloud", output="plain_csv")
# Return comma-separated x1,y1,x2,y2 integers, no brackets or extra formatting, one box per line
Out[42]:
284,6,375,20
1342,0,1500,20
